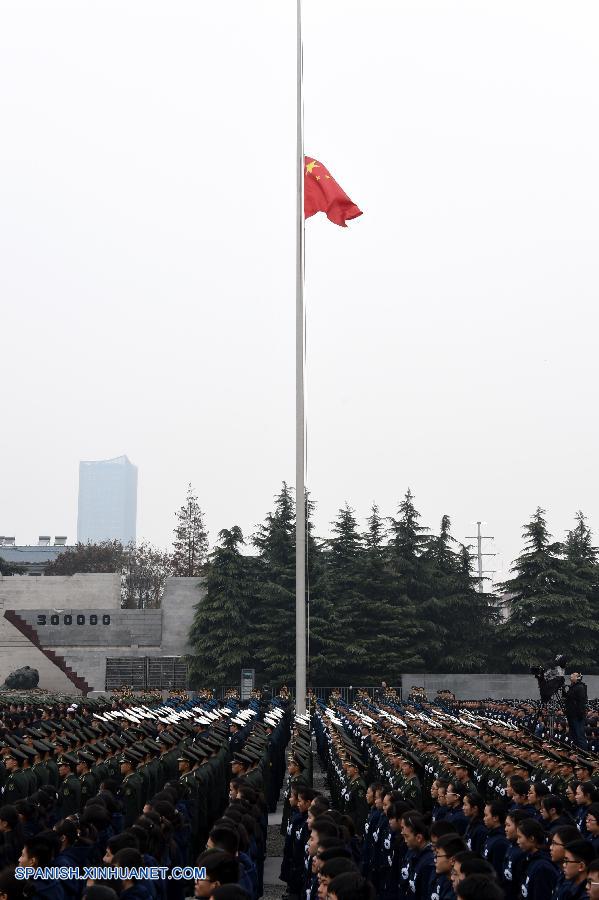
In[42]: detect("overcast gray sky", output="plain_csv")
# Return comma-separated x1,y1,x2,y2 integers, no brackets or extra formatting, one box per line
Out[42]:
2,0,599,583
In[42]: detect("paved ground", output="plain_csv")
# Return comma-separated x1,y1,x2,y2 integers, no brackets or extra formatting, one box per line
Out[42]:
263,741,327,899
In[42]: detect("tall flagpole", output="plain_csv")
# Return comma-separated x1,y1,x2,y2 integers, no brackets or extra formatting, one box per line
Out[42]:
295,0,307,715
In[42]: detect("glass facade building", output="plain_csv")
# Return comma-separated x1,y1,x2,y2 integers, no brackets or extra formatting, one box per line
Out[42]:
77,455,137,545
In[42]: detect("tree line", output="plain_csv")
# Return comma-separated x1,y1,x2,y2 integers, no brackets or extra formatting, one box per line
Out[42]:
10,481,599,682
189,485,599,686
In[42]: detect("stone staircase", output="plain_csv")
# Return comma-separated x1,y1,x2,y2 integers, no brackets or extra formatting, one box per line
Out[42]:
3,609,92,694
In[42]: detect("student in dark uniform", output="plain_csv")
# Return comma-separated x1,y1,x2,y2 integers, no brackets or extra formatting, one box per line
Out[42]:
481,801,509,880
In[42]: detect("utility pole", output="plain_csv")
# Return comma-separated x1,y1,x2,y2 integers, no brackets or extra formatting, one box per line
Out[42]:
465,521,496,593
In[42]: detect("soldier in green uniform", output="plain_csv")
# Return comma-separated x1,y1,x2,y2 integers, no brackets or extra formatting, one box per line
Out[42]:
119,750,143,827
400,755,423,812
77,751,98,810
31,743,50,788
1,750,29,802
281,753,310,836
20,746,37,795
178,748,203,853
344,755,369,834
57,753,82,817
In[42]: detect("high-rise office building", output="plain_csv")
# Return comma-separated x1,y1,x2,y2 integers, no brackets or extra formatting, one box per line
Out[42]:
77,455,138,545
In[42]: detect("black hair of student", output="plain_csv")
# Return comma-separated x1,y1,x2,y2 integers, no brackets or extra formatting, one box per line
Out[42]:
0,866,25,900
318,844,352,861
107,832,139,853
430,820,460,840
564,840,595,867
435,834,467,857
388,801,413,821
312,816,339,840
196,849,240,885
320,858,358,879
530,783,550,799
112,848,143,878
452,851,476,867
22,832,60,867
483,801,506,824
541,794,564,816
209,825,240,856
400,814,429,841
209,886,250,900
553,825,582,846
297,787,319,803
506,809,531,826
464,793,484,818
459,858,496,879
580,782,599,802
327,871,376,900
516,818,546,845
456,875,503,900
0,806,20,830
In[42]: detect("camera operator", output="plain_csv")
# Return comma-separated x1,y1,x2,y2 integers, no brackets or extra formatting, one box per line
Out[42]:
565,672,589,750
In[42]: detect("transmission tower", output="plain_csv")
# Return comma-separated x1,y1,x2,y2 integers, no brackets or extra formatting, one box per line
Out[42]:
465,521,496,593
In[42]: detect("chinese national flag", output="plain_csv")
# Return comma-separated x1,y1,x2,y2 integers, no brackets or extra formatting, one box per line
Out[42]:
304,157,362,227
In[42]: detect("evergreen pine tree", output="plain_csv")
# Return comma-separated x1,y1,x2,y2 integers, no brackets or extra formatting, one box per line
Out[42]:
252,483,297,683
359,504,409,682
188,526,255,684
170,483,209,576
499,507,598,669
386,489,432,669
564,511,599,671
321,505,367,681
423,519,499,671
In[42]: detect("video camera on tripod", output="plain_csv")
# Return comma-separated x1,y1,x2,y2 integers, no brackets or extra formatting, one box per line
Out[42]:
530,654,567,705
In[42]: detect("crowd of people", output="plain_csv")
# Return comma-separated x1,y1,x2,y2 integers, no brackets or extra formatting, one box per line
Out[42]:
0,692,293,900
276,685,599,900
2,678,599,900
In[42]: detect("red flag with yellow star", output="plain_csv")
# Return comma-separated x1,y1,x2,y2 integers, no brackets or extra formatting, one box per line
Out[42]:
304,157,362,227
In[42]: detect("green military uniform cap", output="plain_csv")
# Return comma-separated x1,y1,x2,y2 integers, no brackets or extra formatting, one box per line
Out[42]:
120,750,139,765
143,740,161,756
58,753,78,766
5,749,27,763
85,744,103,758
20,745,37,759
77,750,96,765
233,752,253,766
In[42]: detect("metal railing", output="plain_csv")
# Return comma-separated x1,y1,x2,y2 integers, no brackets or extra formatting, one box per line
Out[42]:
192,685,403,703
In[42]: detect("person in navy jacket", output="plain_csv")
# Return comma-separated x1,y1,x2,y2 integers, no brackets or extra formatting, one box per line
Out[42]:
553,839,595,900
482,801,509,881
400,813,435,900
443,785,468,837
516,818,558,900
462,793,487,856
430,833,466,900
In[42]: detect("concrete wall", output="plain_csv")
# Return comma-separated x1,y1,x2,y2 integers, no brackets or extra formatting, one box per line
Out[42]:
402,673,599,700
0,574,121,691
17,609,162,647
0,574,204,693
160,577,204,655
